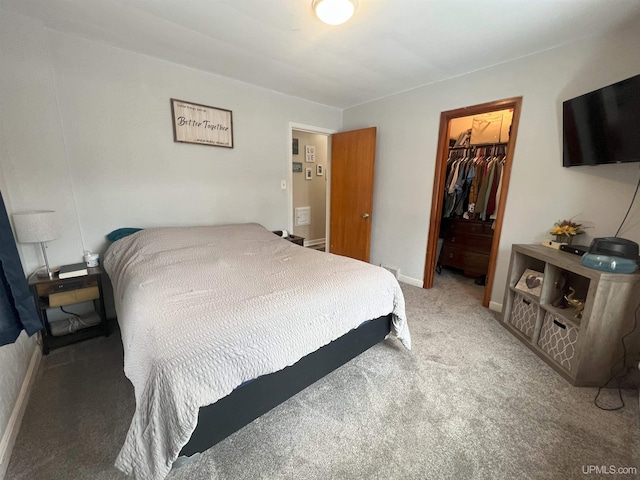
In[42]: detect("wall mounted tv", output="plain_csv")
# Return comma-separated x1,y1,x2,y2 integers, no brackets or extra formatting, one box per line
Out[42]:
563,73,640,167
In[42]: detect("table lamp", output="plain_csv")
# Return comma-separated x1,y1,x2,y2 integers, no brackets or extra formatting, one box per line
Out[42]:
12,210,59,278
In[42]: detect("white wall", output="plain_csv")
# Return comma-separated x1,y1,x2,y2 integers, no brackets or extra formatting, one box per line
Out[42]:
1,9,342,274
343,22,640,306
0,9,341,473
0,10,84,275
48,30,341,258
0,11,61,477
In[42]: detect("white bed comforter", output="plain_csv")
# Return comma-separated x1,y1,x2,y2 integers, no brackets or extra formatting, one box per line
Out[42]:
104,223,410,480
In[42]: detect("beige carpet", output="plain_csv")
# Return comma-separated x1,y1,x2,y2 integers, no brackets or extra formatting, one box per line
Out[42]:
6,270,639,479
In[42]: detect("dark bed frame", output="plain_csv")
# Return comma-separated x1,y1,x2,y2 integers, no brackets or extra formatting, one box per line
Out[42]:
178,313,392,457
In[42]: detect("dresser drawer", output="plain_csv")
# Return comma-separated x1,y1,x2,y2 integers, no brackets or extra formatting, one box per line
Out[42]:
441,218,493,238
446,232,493,252
439,244,490,276
451,219,493,236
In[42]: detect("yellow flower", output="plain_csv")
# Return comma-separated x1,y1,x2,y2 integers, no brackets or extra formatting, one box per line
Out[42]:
549,218,585,237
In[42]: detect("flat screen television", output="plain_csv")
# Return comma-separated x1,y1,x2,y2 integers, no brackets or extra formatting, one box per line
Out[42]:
563,73,640,167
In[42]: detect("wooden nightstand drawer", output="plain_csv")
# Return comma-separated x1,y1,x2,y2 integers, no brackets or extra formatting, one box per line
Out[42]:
48,286,100,307
36,276,97,296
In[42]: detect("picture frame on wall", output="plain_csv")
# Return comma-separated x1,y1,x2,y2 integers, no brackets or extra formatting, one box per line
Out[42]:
292,138,299,155
305,168,313,180
170,98,233,148
305,145,316,163
316,164,324,176
292,162,303,173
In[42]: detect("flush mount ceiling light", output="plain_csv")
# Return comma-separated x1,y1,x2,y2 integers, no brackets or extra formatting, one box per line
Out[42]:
313,0,358,26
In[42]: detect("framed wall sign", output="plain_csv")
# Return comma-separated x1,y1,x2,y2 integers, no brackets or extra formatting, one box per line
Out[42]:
305,168,313,180
292,138,299,155
316,164,324,176
171,98,234,148
293,162,303,173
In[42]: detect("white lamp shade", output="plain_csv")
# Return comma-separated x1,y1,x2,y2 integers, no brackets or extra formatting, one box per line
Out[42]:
313,0,357,26
12,210,59,243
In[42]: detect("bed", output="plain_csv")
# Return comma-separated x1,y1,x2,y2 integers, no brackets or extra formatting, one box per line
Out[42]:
103,223,411,480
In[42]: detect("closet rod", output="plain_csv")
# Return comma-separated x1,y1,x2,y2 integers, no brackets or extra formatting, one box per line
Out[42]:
449,141,509,150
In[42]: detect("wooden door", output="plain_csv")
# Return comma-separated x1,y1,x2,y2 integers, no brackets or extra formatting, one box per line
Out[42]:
329,127,377,262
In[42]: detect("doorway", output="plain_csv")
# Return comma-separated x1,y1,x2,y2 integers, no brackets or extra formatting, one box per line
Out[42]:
291,129,329,250
422,97,523,308
288,124,378,262
288,123,335,250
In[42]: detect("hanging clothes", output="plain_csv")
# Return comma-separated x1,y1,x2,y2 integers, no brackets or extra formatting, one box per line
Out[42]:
441,145,506,221
490,157,507,226
486,161,502,218
466,155,484,218
478,158,496,220
0,191,41,346
474,160,491,219
443,151,464,218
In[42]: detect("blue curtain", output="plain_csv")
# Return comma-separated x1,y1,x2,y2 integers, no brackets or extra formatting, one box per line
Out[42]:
0,191,42,346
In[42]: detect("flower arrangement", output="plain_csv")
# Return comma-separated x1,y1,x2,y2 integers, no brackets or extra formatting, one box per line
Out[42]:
550,218,585,243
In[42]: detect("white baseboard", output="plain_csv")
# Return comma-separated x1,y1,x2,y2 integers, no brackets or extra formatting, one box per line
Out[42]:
303,237,325,248
398,274,423,287
0,345,41,480
489,301,503,313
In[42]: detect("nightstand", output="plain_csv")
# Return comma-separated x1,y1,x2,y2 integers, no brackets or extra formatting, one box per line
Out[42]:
28,266,109,354
285,234,304,246
271,231,305,246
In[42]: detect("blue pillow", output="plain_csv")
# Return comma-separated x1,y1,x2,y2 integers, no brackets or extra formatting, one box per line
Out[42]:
107,228,142,242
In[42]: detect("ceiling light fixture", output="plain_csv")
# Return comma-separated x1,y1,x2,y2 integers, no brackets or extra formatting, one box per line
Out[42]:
313,0,358,26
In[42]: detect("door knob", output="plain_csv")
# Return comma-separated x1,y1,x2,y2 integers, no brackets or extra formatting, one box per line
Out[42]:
362,213,370,219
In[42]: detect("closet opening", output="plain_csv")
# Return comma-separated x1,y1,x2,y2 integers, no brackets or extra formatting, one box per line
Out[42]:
422,97,523,308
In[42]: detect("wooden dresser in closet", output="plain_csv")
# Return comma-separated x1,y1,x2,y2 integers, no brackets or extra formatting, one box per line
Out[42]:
438,218,493,277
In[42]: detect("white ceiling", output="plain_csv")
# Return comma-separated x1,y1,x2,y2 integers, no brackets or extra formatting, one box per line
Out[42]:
4,0,640,109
